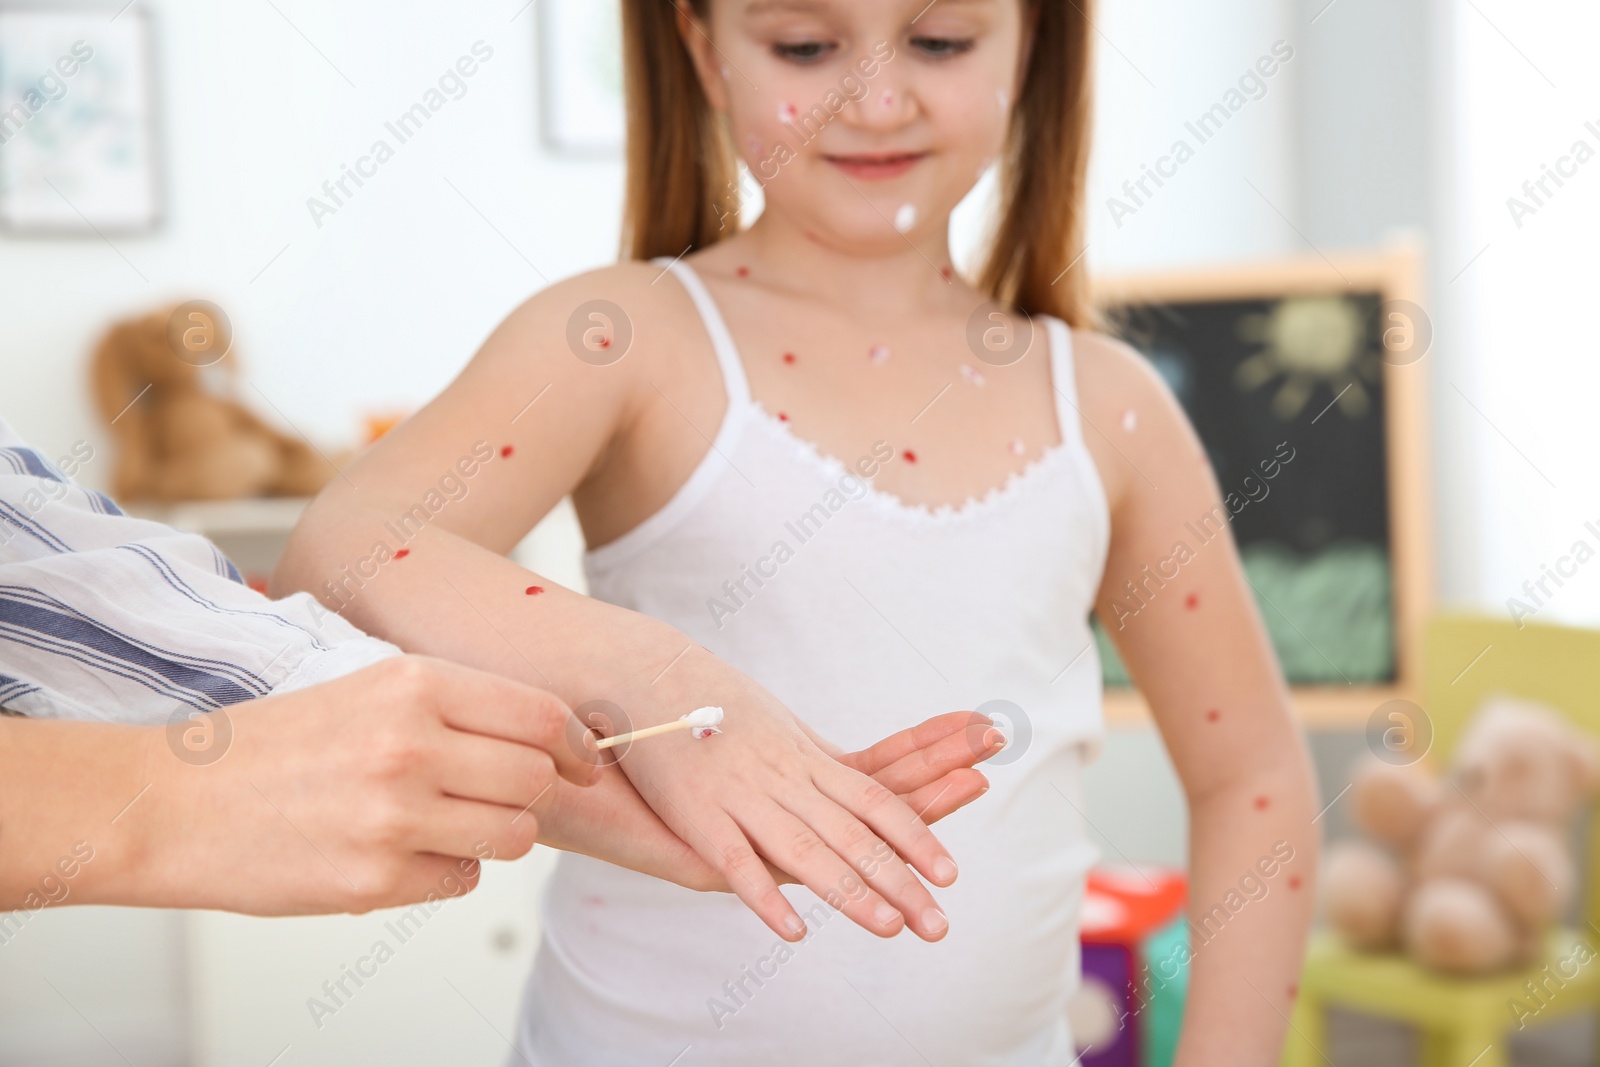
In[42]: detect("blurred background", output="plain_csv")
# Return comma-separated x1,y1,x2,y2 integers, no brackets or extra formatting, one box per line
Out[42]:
1,0,1598,1064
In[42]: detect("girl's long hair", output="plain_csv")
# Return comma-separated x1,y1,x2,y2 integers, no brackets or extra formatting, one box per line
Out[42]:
619,0,1094,327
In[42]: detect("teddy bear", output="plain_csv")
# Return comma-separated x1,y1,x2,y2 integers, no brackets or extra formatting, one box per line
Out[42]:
1322,698,1600,975
90,304,339,502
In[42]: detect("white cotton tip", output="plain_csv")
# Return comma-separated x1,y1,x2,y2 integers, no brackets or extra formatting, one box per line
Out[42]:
894,202,917,232
682,705,724,739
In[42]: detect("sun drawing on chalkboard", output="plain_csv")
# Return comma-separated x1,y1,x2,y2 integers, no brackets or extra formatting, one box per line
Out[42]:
1232,296,1380,420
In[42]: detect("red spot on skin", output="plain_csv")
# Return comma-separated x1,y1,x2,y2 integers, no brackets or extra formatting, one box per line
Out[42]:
500,445,514,458
782,352,796,365
903,449,918,464
940,266,952,280
394,549,410,559
1205,709,1220,723
1289,875,1303,890
777,411,789,422
736,265,749,278
1288,983,1298,999
525,585,544,595
1185,593,1199,609
597,337,611,348
1254,795,1270,811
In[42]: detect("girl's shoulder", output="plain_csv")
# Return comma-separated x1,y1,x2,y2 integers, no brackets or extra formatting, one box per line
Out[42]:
1068,327,1200,512
508,259,701,336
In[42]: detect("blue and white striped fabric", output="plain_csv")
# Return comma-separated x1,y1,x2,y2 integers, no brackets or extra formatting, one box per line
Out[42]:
0,419,398,723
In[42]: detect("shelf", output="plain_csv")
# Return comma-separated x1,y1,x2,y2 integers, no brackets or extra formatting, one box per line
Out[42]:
123,497,311,537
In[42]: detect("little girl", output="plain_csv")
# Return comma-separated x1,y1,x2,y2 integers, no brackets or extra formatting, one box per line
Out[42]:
279,1,1318,1063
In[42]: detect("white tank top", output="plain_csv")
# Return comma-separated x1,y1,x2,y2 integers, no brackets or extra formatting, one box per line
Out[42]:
514,259,1111,1067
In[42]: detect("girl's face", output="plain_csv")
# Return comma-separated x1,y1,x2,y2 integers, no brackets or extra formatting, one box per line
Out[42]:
685,0,1030,254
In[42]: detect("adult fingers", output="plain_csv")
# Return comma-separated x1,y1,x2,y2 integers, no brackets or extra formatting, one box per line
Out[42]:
900,768,990,825
732,805,905,938
839,712,993,777
867,722,1006,795
435,730,561,814
416,660,600,786
780,785,948,942
339,852,486,915
411,795,544,864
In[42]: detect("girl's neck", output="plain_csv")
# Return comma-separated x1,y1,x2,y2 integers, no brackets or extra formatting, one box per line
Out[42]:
736,210,960,316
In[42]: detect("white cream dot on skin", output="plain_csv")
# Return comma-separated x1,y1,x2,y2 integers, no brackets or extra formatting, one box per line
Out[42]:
893,202,917,232
1008,437,1025,456
683,705,724,740
870,344,891,364
1122,409,1138,432
778,102,797,124
997,88,1009,113
960,364,986,386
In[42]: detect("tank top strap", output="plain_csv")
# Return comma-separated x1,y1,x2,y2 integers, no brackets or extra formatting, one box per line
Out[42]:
652,257,753,409
1043,315,1086,452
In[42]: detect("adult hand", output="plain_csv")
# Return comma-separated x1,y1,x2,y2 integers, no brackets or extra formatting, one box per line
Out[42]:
122,656,598,914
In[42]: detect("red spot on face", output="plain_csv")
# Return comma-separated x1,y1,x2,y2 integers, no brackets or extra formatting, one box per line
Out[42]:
597,337,611,348
525,585,544,596
1205,708,1220,723
393,549,410,559
1254,795,1270,811
777,411,789,422
903,449,917,464
500,445,514,458
736,265,749,278
939,266,952,281
1288,983,1298,999
782,352,796,365
1289,875,1303,890
1184,593,1199,610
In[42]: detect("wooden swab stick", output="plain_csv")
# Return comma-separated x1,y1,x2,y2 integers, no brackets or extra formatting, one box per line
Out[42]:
594,706,724,750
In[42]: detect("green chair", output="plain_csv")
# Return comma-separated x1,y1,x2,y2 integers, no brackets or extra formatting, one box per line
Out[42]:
1283,615,1600,1067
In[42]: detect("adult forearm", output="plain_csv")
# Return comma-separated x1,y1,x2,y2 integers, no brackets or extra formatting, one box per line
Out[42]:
1173,756,1319,1067
0,717,161,913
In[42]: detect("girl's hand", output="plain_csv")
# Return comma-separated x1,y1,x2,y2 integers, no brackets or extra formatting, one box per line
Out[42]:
593,671,995,942
541,711,1001,896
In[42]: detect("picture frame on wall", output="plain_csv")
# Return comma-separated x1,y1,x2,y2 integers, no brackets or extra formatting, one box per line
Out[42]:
1090,238,1433,727
537,0,625,155
0,7,161,234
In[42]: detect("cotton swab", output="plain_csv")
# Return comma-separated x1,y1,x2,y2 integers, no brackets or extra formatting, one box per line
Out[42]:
593,706,724,750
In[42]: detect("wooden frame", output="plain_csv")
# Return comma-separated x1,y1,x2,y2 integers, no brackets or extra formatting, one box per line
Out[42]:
1091,237,1434,728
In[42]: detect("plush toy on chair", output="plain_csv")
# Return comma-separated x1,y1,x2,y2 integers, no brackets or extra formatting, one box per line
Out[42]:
1323,697,1600,975
90,305,340,503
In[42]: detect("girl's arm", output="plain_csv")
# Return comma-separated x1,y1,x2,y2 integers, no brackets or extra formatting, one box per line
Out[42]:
1076,333,1319,1067
275,265,964,945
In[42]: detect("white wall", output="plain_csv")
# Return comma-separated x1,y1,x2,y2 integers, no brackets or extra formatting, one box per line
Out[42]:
2,0,622,472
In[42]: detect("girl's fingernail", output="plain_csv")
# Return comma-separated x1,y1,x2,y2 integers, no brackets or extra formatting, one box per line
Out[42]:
784,914,806,938
875,902,901,927
922,908,949,935
932,856,958,884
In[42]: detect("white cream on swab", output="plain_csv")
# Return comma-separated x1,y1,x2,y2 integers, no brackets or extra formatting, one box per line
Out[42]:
593,706,724,749
684,705,724,739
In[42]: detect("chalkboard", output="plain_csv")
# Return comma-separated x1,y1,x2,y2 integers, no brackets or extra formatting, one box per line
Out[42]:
1091,243,1432,721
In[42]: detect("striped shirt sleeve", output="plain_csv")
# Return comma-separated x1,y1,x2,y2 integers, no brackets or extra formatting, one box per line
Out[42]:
0,420,399,724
